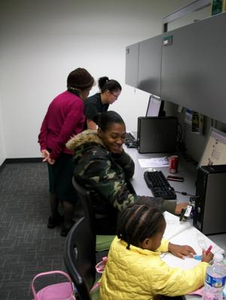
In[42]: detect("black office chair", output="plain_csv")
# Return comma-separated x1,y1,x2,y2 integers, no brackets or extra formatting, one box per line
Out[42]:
72,177,95,236
64,216,97,300
72,177,115,252
67,179,185,300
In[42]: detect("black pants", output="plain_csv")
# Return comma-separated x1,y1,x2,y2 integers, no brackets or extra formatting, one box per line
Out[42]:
95,215,117,235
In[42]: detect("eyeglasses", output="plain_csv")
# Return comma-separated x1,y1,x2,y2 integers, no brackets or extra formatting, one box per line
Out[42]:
110,92,120,99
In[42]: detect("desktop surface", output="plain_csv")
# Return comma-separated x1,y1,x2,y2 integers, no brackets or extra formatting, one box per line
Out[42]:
125,146,196,203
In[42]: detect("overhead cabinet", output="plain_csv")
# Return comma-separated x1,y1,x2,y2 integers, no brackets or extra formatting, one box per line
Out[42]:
161,12,226,124
138,35,162,96
126,12,226,124
125,43,139,88
125,35,162,96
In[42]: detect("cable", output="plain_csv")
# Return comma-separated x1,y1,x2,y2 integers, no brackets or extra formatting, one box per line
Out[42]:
176,122,186,152
175,190,199,197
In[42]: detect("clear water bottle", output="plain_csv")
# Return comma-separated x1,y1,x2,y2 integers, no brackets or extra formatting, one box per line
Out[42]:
203,253,226,300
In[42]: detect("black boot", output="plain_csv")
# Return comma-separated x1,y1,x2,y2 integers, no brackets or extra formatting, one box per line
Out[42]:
47,193,63,228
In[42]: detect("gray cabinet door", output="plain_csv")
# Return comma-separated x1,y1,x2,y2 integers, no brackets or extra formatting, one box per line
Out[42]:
161,12,226,124
138,35,162,96
125,43,140,88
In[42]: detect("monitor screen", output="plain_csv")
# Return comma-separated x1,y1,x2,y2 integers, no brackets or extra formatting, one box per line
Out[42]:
199,127,226,167
146,95,162,117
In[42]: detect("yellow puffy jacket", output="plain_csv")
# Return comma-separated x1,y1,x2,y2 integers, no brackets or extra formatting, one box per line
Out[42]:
100,237,208,300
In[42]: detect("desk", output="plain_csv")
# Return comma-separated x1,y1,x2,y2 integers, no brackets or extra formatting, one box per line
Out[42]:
125,147,226,299
125,147,226,255
163,211,225,300
126,147,196,203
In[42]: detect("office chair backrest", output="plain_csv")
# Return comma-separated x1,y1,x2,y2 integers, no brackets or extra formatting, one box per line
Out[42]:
72,176,115,253
72,177,95,232
64,216,96,300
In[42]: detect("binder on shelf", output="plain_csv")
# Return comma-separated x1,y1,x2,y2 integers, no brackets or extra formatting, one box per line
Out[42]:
211,0,226,15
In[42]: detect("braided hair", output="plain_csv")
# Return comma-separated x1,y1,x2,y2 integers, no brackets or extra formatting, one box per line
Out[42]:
117,204,165,250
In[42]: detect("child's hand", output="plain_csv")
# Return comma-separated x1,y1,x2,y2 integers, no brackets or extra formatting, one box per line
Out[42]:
201,249,213,263
168,243,196,259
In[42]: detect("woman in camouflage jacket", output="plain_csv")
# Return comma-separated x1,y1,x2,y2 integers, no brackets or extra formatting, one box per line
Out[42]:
66,111,187,234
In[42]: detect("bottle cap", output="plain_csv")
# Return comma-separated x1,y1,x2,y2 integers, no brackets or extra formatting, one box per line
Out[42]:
213,253,224,263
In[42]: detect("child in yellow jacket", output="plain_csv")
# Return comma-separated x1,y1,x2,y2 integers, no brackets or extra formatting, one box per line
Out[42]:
100,204,213,300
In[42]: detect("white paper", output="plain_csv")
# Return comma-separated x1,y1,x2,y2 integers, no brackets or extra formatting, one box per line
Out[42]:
138,157,169,168
162,212,225,270
163,211,192,240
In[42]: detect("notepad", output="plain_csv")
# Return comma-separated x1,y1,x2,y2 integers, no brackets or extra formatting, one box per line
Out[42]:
162,212,225,270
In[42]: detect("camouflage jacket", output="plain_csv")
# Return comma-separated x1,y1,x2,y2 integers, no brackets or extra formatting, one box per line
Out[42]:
67,130,168,215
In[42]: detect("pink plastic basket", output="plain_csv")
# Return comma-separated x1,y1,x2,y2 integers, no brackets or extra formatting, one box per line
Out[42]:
31,270,75,300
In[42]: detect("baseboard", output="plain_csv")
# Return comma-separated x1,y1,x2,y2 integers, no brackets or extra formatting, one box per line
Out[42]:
4,157,42,164
0,157,42,173
0,160,7,173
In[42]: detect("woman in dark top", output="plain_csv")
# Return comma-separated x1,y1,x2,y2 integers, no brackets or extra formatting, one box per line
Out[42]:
84,76,122,129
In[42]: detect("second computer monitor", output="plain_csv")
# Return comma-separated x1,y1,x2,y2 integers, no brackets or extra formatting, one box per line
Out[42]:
199,127,226,167
146,94,163,117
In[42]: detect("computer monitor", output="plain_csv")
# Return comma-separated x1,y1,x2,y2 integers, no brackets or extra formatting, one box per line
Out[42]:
137,116,177,153
199,127,226,167
145,94,163,117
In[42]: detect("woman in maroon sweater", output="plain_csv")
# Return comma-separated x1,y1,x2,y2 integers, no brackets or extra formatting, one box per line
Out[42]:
38,68,94,236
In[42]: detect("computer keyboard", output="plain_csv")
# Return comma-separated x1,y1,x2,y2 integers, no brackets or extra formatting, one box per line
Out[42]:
125,132,138,148
144,170,177,200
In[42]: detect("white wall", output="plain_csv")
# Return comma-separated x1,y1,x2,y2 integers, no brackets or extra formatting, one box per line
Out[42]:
0,0,193,159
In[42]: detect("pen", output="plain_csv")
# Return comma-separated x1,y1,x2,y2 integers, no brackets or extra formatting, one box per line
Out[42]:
205,245,213,255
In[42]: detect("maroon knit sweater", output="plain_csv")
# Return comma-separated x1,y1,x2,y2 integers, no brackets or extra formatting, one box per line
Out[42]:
38,90,85,159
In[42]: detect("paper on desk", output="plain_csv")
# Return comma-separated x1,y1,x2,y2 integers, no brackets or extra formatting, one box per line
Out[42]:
138,157,169,168
163,211,192,240
162,212,225,270
161,252,200,270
